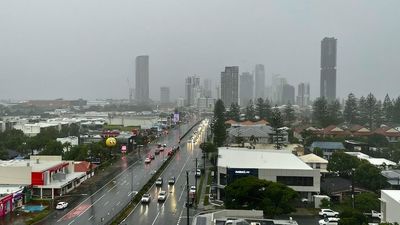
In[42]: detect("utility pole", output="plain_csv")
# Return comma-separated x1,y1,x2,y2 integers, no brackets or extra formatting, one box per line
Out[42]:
186,170,190,225
351,168,355,209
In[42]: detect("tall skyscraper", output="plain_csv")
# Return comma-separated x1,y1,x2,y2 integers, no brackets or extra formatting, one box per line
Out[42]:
240,72,254,107
160,87,170,104
135,55,149,103
320,37,337,102
185,75,200,106
203,79,212,98
254,64,265,99
221,66,239,107
282,84,295,105
297,82,310,107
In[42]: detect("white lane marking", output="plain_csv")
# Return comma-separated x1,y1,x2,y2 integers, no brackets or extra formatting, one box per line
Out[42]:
116,190,120,195
107,185,117,192
116,201,121,206
88,215,94,221
128,191,137,196
151,211,161,225
57,160,139,222
104,201,109,206
68,220,75,225
176,210,184,225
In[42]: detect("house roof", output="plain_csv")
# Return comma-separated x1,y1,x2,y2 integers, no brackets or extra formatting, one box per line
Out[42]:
375,126,400,137
345,152,397,166
228,126,273,138
310,141,345,150
218,147,313,170
299,153,328,164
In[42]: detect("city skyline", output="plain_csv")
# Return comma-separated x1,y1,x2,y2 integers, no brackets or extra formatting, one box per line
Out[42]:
1,1,399,101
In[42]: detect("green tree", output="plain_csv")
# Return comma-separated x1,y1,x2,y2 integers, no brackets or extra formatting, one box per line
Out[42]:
383,94,393,123
283,102,295,126
270,107,284,149
354,160,388,192
358,96,368,126
39,140,64,155
224,176,298,218
0,148,9,160
245,100,255,121
313,147,324,158
338,208,368,225
227,103,240,121
327,99,342,125
312,97,329,127
354,192,380,213
392,97,400,124
365,93,379,129
327,151,360,177
343,93,359,125
213,99,227,147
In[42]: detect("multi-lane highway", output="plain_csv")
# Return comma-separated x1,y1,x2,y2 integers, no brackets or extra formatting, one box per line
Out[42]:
37,121,200,225
120,123,206,225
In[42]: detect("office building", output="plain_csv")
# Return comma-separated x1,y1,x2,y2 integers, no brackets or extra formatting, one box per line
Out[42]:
135,55,149,103
320,37,337,102
221,66,239,107
297,82,310,107
255,64,265,99
203,79,212,98
282,84,295,105
160,87,170,104
185,75,200,106
217,148,320,201
240,72,254,107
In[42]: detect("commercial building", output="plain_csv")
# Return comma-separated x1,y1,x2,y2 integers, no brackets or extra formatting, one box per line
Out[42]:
160,86,170,104
320,37,337,102
297,82,310,107
0,156,91,199
282,84,295,105
217,148,320,201
185,75,201,107
380,190,400,223
202,79,212,98
254,64,265,99
196,97,216,111
135,55,149,103
221,66,239,107
239,72,254,107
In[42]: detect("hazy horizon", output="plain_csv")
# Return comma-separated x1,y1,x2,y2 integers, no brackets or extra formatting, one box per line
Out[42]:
1,0,399,102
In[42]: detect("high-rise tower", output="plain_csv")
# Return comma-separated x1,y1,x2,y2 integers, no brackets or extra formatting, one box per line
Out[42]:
320,37,337,102
135,55,149,103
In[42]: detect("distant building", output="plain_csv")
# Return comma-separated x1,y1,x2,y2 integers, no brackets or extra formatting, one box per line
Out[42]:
176,97,185,108
197,97,216,111
254,64,265,99
239,72,254,107
221,66,239,107
320,37,337,102
160,87,170,104
282,84,295,105
297,82,310,107
310,141,345,160
135,55,149,103
185,75,200,106
203,79,212,98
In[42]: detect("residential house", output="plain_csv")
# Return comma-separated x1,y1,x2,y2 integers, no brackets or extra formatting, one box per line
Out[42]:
310,141,345,160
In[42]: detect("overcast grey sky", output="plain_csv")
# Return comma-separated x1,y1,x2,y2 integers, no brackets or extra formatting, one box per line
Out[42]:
0,0,399,101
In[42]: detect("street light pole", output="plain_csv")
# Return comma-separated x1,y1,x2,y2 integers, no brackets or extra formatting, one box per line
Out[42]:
186,170,190,225
351,168,355,209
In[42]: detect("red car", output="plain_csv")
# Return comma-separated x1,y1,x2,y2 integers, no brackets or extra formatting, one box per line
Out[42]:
167,150,173,156
149,154,155,160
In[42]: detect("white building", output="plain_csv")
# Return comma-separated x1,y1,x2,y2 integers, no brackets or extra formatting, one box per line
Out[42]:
345,152,397,169
299,153,328,173
56,136,79,152
381,190,400,223
217,148,320,201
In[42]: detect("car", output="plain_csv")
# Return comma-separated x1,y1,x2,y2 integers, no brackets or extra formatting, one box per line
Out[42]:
159,147,164,152
369,210,382,219
157,143,162,148
163,144,167,147
56,202,68,210
195,169,201,177
167,150,173,156
141,193,151,204
189,185,196,194
158,190,167,201
301,198,309,203
319,209,339,217
318,217,340,225
168,176,176,185
144,158,151,163
155,177,163,186
149,154,155,160
155,148,160,155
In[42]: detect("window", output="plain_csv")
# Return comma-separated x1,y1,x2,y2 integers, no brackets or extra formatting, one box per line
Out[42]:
316,164,321,169
277,176,313,186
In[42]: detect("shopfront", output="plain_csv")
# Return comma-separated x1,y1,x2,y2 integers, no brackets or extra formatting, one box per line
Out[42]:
0,194,13,217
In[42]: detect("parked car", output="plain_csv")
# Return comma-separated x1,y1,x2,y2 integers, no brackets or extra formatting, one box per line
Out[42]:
168,176,176,185
189,185,196,194
141,193,151,204
163,144,167,147
56,202,68,210
158,190,167,201
156,177,163,186
167,150,173,156
319,217,340,225
144,157,151,163
149,154,155,160
368,210,382,219
319,209,339,217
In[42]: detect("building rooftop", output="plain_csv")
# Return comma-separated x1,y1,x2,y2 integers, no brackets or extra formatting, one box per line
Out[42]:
299,153,328,164
218,147,312,170
382,190,400,204
0,159,67,172
311,141,345,150
345,152,397,166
